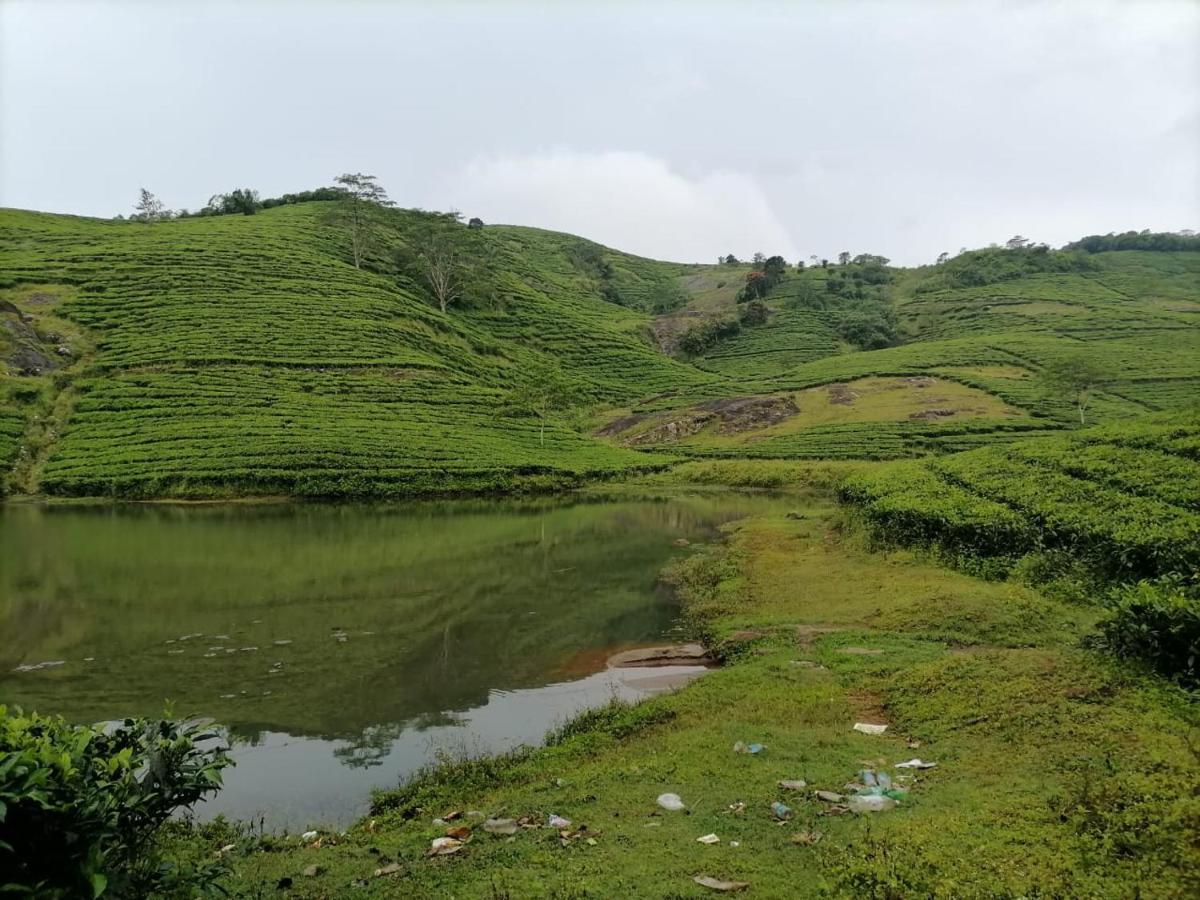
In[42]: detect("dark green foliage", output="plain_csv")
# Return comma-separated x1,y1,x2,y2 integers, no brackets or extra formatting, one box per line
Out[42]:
678,316,741,355
1066,230,1200,254
0,708,232,898
1097,579,1200,685
922,244,1094,290
841,412,1200,582
738,300,768,326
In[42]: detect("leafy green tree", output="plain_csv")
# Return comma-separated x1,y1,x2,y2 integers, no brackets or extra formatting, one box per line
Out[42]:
1039,355,1107,424
837,251,851,266
207,188,260,215
332,173,395,268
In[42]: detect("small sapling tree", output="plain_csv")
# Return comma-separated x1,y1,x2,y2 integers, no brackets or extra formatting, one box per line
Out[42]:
1039,355,1107,425
502,361,585,448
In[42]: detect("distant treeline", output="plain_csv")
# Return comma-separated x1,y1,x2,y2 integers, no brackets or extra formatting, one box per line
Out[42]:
1064,230,1200,253
174,187,345,219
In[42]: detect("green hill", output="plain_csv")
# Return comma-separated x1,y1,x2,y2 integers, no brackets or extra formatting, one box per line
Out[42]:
1,201,1198,498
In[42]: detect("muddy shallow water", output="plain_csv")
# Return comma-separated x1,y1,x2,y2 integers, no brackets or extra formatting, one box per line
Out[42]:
0,491,792,829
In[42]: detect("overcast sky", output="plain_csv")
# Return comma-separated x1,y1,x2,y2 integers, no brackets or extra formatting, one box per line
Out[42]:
1,1,1197,265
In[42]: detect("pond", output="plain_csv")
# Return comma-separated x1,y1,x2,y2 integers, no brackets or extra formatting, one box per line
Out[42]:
0,490,791,830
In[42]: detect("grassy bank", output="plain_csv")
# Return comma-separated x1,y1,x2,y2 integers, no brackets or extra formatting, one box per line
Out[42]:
182,486,1198,898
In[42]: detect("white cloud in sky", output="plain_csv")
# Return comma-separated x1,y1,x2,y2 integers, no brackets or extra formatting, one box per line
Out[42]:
453,150,798,264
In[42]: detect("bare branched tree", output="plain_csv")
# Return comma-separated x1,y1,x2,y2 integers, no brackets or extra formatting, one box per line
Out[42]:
333,173,395,268
133,188,166,222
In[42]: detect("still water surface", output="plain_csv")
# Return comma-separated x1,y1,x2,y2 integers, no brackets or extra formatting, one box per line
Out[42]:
0,491,789,829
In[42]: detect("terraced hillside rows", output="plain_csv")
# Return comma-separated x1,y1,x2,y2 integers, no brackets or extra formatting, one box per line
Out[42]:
0,204,699,496
840,411,1200,582
1,201,1198,498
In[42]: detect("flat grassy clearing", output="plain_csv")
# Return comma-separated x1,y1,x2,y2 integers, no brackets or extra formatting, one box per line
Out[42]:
190,494,1197,898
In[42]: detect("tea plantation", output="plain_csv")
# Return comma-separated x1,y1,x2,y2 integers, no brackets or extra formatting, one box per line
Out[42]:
1,200,1198,497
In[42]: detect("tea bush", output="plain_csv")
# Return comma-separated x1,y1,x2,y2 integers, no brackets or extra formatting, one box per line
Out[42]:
0,708,232,898
1097,579,1200,686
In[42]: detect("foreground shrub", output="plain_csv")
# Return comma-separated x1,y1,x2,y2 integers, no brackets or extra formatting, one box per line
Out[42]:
1097,580,1200,686
0,708,232,898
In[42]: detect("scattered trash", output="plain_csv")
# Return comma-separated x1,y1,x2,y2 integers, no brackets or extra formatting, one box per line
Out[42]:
895,759,937,769
300,830,318,841
727,801,746,815
466,810,485,818
442,810,463,822
215,843,236,857
770,802,793,821
694,874,750,892
427,837,464,856
301,864,323,877
548,814,572,829
432,818,447,827
814,790,844,803
673,538,691,547
853,722,888,735
733,741,765,754
819,804,851,817
906,738,922,749
12,660,66,673
167,649,185,655
483,818,518,835
219,694,236,700
374,862,401,877
178,633,203,642
777,779,807,791
202,653,217,658
847,794,898,813
729,840,740,848
83,657,95,662
697,833,721,845
239,646,259,652
790,660,826,669
657,792,686,811
214,634,231,640
273,639,293,646
790,830,823,845
586,837,598,846
445,825,472,840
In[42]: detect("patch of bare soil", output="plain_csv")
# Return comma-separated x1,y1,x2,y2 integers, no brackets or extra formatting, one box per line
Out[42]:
618,395,799,445
624,413,714,446
595,413,652,438
827,383,858,405
695,395,799,434
607,643,716,668
908,407,957,421
2,306,60,376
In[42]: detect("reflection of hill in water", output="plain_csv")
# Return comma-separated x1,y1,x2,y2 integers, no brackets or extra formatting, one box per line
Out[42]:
0,493,788,740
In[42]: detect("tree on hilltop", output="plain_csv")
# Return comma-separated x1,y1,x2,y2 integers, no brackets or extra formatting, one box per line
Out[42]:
207,188,261,216
133,188,167,222
333,173,395,268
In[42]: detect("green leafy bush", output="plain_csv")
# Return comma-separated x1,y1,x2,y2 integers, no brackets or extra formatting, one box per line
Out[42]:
0,708,232,898
1097,579,1200,685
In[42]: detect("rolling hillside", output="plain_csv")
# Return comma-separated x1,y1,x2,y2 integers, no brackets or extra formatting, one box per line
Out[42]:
1,200,1198,498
